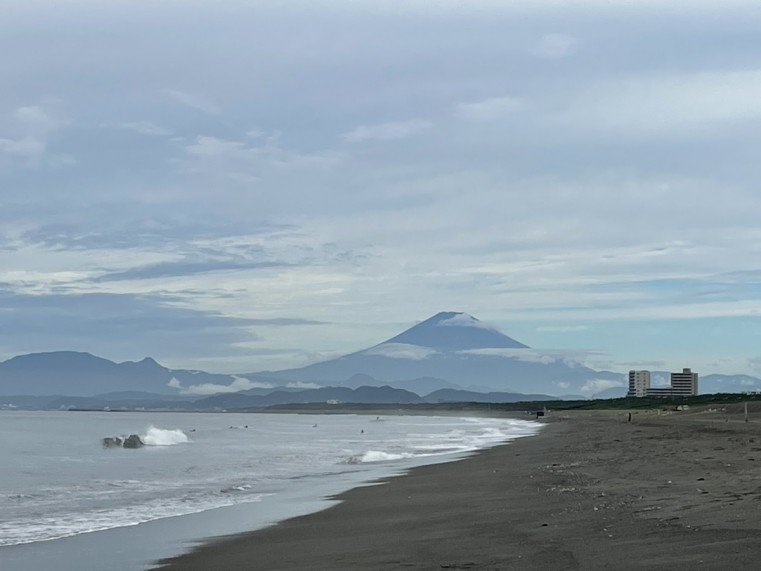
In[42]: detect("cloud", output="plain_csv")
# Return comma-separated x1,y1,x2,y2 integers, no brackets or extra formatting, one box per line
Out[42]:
102,121,171,136
535,325,589,332
185,136,246,157
461,347,559,364
531,33,578,59
162,89,220,114
580,378,625,394
454,97,526,121
363,343,438,360
438,313,496,330
169,375,274,395
180,134,344,182
15,105,63,135
95,258,291,282
614,360,668,369
0,105,69,168
245,318,327,326
18,219,265,251
459,347,600,367
0,288,262,356
0,136,46,165
748,357,761,374
562,70,761,136
5,0,761,378
285,381,322,389
341,119,432,143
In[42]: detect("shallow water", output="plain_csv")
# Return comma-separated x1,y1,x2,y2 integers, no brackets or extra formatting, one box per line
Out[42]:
0,410,540,570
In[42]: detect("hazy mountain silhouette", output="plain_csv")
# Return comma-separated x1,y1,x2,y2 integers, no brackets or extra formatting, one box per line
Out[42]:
255,311,625,396
0,351,267,396
425,388,556,403
194,385,425,410
4,312,755,401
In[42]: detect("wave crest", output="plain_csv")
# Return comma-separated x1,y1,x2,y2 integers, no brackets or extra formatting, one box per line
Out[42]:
141,426,189,446
349,450,414,463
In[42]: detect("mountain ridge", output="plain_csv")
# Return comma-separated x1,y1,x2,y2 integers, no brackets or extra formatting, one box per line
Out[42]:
2,312,761,399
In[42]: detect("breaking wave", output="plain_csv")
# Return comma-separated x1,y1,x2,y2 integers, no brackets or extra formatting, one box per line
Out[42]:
348,450,416,463
141,426,189,446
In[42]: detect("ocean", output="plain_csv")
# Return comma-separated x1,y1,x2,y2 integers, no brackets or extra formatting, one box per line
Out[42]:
0,410,540,570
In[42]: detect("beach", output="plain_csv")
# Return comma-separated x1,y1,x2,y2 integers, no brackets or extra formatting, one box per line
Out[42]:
155,407,761,570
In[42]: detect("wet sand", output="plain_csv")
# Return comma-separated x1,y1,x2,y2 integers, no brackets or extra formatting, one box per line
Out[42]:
155,408,761,570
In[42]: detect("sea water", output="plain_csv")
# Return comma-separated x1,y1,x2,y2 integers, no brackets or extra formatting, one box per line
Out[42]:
0,410,540,570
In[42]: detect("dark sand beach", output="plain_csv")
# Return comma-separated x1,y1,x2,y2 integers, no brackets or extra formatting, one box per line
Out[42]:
155,407,761,570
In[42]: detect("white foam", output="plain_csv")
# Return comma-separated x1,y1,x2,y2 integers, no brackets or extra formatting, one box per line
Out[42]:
0,412,542,548
0,492,265,546
358,450,415,463
141,426,189,446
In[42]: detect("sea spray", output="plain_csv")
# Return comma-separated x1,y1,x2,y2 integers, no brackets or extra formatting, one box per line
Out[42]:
141,426,189,446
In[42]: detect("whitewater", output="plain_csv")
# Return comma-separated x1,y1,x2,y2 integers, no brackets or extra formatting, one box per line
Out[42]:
0,410,540,570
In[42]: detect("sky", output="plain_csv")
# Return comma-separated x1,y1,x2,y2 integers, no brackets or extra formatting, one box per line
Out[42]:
3,0,761,376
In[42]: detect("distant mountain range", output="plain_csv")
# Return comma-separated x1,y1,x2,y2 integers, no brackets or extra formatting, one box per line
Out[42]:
1,311,760,409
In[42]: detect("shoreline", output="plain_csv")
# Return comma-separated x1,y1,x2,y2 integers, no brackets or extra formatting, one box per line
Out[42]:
154,408,761,570
1,411,534,571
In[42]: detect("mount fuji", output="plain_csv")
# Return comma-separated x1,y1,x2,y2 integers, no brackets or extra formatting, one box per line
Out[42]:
6,312,761,402
253,312,624,396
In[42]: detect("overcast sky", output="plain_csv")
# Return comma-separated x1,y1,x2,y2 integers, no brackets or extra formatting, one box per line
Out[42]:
3,0,761,375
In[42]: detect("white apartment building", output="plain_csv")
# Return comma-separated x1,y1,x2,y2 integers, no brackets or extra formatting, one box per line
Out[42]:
627,370,651,397
669,368,699,396
627,368,699,398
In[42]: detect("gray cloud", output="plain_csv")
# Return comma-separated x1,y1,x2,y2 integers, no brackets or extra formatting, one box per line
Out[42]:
530,33,578,59
244,318,328,326
0,104,71,169
95,259,292,282
19,219,294,251
341,120,432,143
161,89,220,115
101,121,172,136
0,289,261,362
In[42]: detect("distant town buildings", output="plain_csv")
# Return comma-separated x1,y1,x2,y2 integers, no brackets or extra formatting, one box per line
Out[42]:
626,368,699,397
